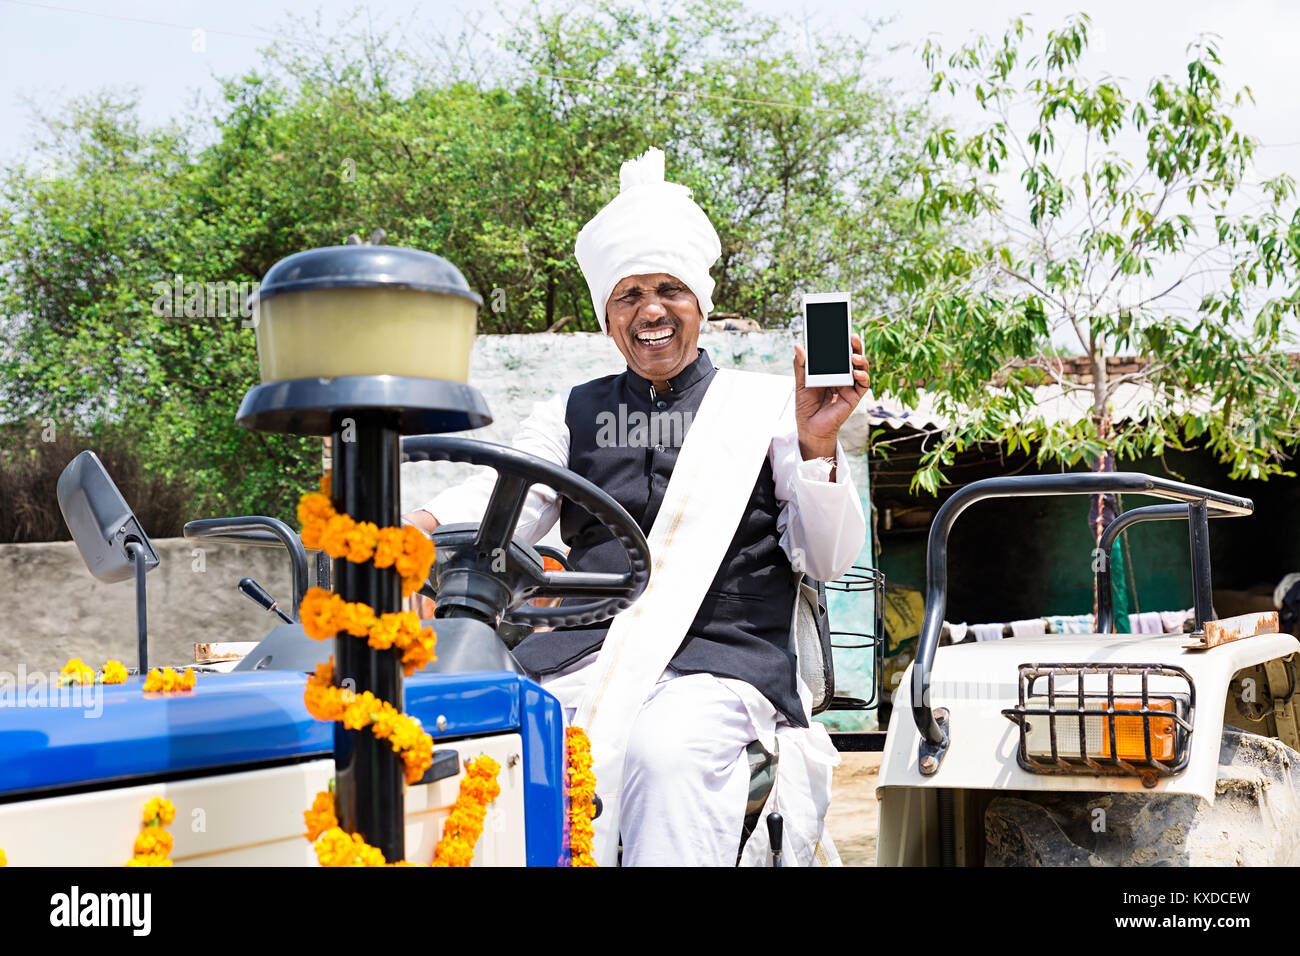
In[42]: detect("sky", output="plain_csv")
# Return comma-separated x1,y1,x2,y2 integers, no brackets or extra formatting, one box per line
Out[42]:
1,0,1297,345
2,0,1297,168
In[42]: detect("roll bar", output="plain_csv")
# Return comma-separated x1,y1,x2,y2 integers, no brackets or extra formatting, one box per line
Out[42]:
911,472,1253,774
183,516,310,618
1094,503,1235,634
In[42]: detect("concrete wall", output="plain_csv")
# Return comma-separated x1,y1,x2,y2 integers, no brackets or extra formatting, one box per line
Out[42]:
0,537,293,676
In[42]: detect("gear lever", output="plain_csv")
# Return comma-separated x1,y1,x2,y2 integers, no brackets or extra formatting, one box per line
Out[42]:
767,812,784,867
238,577,294,624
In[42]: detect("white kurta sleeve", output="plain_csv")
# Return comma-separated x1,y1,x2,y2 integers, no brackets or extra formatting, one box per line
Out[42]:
769,417,867,584
415,388,571,546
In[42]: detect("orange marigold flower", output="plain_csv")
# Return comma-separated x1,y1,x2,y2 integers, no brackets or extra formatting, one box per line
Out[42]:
304,790,338,841
297,491,336,528
373,527,404,569
335,599,377,638
300,590,339,641
320,514,356,559
343,521,380,563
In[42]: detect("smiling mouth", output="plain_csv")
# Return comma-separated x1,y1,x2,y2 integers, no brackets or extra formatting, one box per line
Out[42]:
634,326,675,350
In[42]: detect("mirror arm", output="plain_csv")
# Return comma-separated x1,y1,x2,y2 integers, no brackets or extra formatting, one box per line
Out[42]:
125,541,149,674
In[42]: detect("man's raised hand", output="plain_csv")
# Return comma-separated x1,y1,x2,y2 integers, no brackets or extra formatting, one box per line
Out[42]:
792,332,869,465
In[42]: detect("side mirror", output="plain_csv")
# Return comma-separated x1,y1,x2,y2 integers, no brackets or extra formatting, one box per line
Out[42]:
56,450,158,583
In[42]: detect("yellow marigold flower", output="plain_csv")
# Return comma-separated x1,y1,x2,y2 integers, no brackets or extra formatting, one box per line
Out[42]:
126,853,173,867
432,838,475,867
342,692,378,731
142,797,176,826
133,827,174,857
101,660,128,684
60,658,95,686
0,848,6,866
313,827,355,867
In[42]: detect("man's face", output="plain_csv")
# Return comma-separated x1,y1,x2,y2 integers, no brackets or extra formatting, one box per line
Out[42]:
605,273,702,384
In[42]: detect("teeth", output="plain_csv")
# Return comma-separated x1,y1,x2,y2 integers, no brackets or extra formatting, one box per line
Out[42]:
637,328,673,343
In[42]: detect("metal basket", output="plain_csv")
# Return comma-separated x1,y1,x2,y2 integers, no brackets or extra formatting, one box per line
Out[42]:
824,566,886,711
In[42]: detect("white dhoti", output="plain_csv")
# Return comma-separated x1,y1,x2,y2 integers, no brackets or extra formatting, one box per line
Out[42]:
537,651,779,866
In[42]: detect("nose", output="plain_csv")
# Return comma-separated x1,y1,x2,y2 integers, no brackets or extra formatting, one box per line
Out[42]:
640,297,668,322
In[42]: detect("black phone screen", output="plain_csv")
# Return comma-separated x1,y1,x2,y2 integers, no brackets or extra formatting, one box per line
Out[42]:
806,301,851,374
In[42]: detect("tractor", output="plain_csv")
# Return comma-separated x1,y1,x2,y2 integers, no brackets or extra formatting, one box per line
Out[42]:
874,472,1300,866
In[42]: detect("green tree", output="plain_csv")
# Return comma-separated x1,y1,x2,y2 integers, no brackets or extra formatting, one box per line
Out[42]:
871,14,1300,495
0,0,937,532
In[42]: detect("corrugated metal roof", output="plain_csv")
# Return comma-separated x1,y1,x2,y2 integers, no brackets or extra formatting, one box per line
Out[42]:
840,382,1212,449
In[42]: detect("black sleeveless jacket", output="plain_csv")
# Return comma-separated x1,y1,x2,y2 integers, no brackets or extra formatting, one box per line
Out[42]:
512,348,806,726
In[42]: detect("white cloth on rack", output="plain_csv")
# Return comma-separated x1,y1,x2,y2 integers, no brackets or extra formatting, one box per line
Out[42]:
942,621,968,644
971,623,1003,642
1008,618,1045,639
1128,611,1163,634
1045,614,1095,634
1160,609,1189,634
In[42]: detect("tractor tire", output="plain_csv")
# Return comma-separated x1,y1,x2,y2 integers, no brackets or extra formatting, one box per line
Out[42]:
984,727,1300,866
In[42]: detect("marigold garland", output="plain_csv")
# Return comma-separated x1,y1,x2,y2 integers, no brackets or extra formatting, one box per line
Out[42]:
304,659,433,784
299,587,436,676
143,667,197,693
126,797,176,867
303,788,414,867
297,479,435,599
432,756,502,867
565,727,598,866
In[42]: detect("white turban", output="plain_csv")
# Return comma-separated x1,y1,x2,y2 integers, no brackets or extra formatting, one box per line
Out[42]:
575,147,722,333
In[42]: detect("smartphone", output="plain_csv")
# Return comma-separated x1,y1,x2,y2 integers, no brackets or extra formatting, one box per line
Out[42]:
801,292,854,388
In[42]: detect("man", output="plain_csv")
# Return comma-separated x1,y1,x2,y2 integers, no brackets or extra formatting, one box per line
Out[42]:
404,147,868,865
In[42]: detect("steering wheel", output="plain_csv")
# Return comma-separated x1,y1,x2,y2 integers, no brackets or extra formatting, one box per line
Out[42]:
401,435,650,629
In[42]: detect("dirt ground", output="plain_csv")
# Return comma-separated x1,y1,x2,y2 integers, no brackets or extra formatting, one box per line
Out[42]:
826,752,882,865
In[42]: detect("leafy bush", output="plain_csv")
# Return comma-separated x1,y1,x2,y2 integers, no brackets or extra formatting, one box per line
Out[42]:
0,423,198,543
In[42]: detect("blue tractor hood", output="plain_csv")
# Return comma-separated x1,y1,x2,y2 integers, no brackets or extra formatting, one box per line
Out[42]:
0,669,535,799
